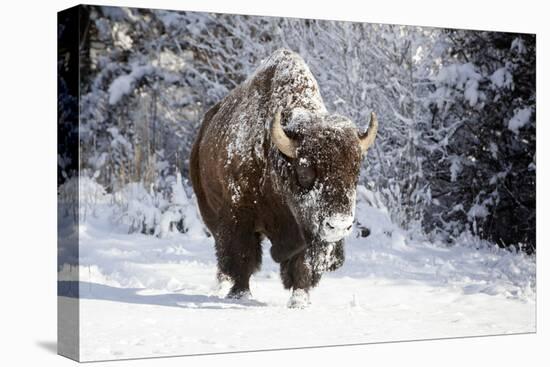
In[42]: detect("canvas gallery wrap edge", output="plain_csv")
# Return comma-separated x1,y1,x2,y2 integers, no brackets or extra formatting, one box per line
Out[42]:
57,4,536,362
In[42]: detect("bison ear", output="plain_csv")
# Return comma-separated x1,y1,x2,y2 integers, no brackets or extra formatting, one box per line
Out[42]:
359,112,378,153
271,106,298,158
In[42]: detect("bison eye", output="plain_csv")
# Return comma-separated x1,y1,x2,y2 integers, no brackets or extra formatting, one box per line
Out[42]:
296,164,316,189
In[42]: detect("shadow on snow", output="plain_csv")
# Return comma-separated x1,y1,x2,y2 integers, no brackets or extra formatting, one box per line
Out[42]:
58,281,267,309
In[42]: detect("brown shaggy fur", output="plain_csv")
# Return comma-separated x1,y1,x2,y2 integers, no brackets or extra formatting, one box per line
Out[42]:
190,49,368,299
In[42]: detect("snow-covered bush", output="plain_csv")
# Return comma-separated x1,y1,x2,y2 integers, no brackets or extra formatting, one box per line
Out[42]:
108,169,206,237
58,176,79,222
113,182,163,234
158,171,205,238
58,175,108,222
79,176,108,221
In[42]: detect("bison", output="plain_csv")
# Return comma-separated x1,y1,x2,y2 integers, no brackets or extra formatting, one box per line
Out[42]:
190,49,378,308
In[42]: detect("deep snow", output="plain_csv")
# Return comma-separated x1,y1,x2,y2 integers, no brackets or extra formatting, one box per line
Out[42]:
58,185,535,361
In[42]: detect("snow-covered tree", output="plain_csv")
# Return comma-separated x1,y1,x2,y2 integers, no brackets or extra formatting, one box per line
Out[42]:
414,30,535,251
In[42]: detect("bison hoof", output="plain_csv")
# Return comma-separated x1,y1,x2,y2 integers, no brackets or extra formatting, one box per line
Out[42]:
287,289,310,309
226,288,251,300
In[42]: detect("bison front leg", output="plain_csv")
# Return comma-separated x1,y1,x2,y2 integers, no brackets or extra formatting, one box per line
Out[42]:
280,251,322,308
214,225,263,300
280,240,345,308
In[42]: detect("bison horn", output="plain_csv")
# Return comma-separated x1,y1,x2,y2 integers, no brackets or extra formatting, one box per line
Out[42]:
359,112,378,153
271,106,297,158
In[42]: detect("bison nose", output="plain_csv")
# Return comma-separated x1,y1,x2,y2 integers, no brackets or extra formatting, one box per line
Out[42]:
326,222,352,231
321,215,354,242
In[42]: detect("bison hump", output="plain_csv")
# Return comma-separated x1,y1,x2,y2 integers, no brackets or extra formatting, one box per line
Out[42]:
246,48,327,115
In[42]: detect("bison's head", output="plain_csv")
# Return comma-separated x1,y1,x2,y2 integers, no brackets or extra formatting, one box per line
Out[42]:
270,107,378,244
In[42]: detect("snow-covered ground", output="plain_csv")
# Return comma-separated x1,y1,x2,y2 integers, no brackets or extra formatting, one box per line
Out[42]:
58,186,535,361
